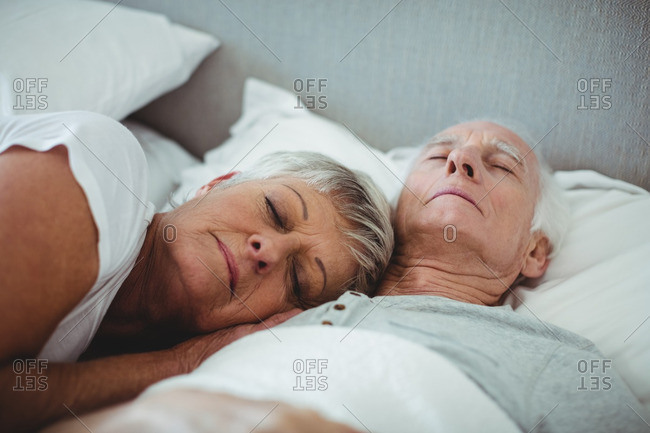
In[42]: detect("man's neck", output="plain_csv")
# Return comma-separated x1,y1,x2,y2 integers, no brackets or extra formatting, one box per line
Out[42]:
375,252,514,306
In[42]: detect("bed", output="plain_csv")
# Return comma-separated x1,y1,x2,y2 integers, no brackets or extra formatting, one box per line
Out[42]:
2,0,648,431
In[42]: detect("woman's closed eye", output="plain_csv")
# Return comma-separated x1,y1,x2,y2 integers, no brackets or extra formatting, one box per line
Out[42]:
289,258,307,308
265,196,286,230
264,195,306,306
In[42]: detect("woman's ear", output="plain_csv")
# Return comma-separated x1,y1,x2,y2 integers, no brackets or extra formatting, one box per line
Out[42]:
520,232,551,279
194,171,240,198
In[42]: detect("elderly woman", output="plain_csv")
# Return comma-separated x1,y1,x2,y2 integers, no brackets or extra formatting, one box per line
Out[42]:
0,111,393,431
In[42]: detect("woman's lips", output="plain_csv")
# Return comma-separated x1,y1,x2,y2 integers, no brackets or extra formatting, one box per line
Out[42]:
217,239,239,293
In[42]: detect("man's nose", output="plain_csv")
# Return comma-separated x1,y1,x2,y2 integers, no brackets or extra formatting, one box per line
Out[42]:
446,148,480,181
246,233,296,274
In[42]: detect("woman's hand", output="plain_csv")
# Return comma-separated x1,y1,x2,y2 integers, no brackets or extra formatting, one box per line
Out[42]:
171,309,302,373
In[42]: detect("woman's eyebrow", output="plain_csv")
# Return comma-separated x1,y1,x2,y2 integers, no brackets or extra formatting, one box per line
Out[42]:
283,184,308,220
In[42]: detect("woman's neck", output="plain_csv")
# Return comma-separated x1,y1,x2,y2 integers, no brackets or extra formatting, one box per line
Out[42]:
97,214,165,338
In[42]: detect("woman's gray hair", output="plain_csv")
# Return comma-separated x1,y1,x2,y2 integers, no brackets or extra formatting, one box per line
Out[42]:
212,151,394,297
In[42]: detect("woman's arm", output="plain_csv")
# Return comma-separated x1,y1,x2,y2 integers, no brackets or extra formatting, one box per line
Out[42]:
0,314,298,431
0,145,99,361
41,389,362,433
0,144,102,430
0,349,182,431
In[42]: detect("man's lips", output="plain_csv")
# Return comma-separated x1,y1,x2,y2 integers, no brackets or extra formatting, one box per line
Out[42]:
217,239,239,292
429,187,481,213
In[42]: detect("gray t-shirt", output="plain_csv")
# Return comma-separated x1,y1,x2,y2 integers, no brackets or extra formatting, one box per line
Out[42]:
280,291,648,433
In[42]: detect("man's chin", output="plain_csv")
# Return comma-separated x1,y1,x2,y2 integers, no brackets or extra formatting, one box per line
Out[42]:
421,208,480,231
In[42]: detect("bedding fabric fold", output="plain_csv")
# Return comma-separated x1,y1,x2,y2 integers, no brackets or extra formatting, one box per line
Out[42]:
143,325,521,433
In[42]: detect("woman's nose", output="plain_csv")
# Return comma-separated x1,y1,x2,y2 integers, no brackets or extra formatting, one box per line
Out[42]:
246,233,296,274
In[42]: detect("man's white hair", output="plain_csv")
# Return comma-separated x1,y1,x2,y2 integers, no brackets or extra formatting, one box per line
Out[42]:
528,154,569,258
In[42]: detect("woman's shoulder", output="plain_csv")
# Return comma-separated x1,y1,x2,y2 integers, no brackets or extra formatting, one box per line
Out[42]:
1,111,148,186
1,111,154,264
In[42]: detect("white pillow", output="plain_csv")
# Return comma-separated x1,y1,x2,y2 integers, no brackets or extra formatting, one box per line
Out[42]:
122,120,200,211
175,77,650,411
194,77,404,203
0,0,219,120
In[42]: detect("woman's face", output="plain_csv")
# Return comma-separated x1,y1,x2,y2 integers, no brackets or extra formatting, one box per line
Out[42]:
158,176,356,331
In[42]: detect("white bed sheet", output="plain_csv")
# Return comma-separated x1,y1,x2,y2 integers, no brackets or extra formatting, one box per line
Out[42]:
143,326,521,433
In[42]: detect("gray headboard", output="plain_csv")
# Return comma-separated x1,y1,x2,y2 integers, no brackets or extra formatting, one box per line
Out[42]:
115,0,649,190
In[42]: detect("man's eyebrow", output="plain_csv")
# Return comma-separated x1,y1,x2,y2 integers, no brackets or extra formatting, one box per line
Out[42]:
283,185,308,220
488,138,527,172
425,134,460,149
315,257,327,295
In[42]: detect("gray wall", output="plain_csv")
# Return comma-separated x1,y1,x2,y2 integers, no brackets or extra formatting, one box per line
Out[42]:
114,0,648,189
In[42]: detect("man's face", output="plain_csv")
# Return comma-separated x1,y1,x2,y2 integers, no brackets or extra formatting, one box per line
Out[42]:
394,121,542,277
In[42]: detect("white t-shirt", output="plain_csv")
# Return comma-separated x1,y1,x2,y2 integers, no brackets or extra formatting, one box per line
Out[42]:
0,111,155,362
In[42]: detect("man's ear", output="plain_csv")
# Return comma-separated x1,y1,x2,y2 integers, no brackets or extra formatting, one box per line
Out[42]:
193,171,240,198
521,232,551,279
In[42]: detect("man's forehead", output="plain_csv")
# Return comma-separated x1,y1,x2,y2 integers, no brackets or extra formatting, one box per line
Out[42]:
434,122,528,149
427,133,522,155
428,123,534,157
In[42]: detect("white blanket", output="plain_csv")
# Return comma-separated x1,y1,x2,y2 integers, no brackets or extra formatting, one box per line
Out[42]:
143,326,520,433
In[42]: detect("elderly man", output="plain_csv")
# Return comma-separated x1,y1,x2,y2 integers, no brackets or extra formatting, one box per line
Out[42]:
45,121,646,433
277,121,646,432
